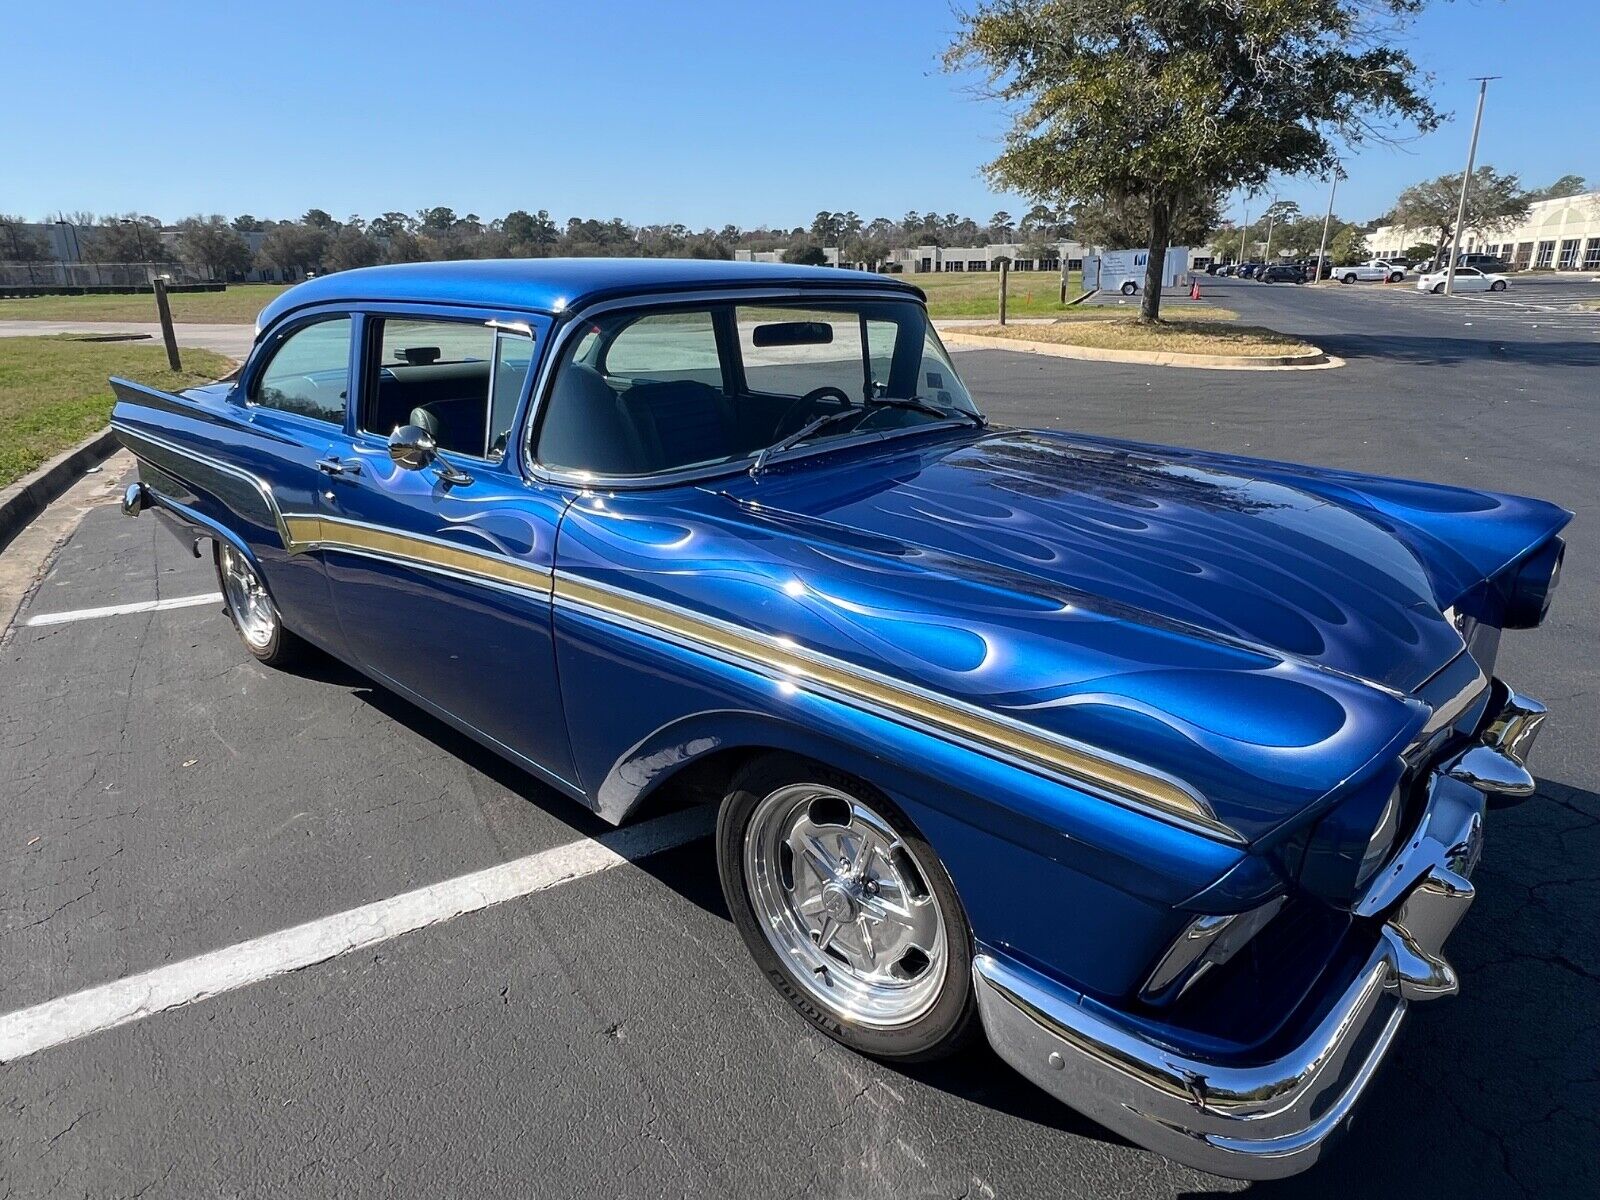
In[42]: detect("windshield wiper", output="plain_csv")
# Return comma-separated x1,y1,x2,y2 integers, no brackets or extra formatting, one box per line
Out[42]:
870,396,986,427
749,407,868,477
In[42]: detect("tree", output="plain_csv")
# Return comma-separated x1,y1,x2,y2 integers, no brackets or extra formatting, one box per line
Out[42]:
1328,225,1369,265
301,208,336,229
1387,166,1529,267
177,215,253,280
80,215,166,264
1072,190,1222,250
257,222,329,276
988,210,1015,240
322,225,383,272
782,241,828,266
1527,174,1587,201
501,208,559,254
0,216,51,263
948,1,1440,322
231,214,264,233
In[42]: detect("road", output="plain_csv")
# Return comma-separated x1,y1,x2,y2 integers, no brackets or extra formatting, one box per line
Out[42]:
0,320,254,359
2,278,1595,1199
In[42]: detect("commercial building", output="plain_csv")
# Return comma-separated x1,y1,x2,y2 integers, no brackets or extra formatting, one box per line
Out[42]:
737,240,1212,274
1366,189,1600,271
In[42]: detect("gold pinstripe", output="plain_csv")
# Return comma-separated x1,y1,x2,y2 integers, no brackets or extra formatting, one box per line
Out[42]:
280,516,1228,838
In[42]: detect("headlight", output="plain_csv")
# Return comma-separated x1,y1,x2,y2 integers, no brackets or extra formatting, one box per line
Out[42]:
1298,757,1408,905
1502,536,1564,629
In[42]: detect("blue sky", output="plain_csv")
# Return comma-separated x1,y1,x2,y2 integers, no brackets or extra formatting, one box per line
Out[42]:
5,0,1596,230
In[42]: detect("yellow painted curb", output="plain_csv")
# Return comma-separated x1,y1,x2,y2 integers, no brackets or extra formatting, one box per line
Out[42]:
942,331,1341,371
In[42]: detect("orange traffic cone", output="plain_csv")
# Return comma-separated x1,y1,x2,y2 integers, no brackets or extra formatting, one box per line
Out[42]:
1190,279,1201,301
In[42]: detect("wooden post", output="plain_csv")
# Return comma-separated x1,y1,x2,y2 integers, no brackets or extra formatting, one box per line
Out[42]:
152,276,181,372
1059,257,1067,304
998,258,1009,325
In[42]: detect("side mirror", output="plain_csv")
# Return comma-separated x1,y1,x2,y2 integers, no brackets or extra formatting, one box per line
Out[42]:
388,423,437,471
388,424,474,487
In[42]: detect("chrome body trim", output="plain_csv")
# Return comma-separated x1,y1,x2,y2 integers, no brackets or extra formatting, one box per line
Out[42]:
975,727,1512,1180
112,421,294,549
552,572,1239,842
1140,896,1287,1004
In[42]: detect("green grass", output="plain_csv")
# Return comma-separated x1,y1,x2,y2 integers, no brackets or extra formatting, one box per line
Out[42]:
0,336,236,488
0,284,290,326
961,317,1314,357
914,270,1087,318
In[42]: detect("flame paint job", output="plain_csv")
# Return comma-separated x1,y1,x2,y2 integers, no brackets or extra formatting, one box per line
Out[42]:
108,263,1571,1010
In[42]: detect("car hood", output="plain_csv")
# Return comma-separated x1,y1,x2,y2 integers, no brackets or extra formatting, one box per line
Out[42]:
721,428,1566,695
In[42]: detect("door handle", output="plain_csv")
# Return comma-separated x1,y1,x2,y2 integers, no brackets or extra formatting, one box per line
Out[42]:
316,456,361,478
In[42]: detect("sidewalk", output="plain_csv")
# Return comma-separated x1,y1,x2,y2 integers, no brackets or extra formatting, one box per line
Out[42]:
0,319,254,358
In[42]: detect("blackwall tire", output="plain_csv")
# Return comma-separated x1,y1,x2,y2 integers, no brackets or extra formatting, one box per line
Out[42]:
717,753,978,1062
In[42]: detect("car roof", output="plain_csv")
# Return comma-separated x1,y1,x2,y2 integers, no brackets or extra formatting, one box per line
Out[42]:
255,258,922,330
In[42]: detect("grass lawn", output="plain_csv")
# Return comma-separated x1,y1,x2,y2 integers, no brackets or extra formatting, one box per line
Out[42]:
0,284,290,326
915,270,1087,318
0,337,236,488
961,317,1314,357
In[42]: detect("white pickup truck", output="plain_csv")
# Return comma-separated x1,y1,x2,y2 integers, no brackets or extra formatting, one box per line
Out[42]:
1335,260,1408,284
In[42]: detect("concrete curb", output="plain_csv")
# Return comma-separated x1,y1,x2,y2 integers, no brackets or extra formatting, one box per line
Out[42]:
0,428,120,553
941,330,1341,371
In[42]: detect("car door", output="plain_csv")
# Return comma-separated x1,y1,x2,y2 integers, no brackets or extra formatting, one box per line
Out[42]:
1456,268,1488,292
230,310,358,655
313,308,579,793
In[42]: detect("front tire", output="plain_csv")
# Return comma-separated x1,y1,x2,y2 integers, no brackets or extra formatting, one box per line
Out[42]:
717,753,977,1062
215,542,309,667
1342,273,1357,284
1490,279,1507,291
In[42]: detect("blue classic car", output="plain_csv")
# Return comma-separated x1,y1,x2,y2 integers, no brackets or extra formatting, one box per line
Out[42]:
111,259,1569,1178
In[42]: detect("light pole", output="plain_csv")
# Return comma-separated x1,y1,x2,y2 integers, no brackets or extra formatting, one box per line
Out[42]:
119,218,149,281
1314,170,1339,282
1445,76,1498,296
1238,199,1249,265
1263,195,1280,263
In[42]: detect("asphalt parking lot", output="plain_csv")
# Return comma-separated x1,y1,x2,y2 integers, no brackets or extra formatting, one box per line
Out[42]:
3,281,1596,1199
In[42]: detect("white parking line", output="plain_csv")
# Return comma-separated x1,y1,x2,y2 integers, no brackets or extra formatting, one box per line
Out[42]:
0,805,714,1062
25,592,223,627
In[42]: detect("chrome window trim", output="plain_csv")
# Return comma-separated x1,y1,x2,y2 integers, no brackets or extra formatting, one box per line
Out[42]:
243,309,356,429
517,286,983,490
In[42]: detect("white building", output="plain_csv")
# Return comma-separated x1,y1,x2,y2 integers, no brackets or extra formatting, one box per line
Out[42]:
1367,189,1600,271
737,239,1213,274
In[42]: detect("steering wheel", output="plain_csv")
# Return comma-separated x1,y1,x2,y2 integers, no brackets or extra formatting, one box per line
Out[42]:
774,386,856,440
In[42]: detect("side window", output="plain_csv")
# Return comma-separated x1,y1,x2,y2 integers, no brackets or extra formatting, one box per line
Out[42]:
488,331,534,457
362,318,498,458
253,317,352,424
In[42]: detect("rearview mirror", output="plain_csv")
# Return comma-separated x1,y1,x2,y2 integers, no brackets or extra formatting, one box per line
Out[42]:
388,423,438,470
752,321,833,348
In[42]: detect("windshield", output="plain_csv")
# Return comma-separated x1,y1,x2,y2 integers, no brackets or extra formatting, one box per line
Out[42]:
534,298,978,478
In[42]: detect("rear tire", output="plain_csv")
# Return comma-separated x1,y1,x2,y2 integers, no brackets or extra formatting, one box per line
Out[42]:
717,753,977,1062
1342,273,1357,285
1433,283,1446,294
1120,281,1137,295
1490,279,1507,291
214,542,310,668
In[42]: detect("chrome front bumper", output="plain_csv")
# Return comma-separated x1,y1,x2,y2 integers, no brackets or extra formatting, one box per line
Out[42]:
974,686,1544,1180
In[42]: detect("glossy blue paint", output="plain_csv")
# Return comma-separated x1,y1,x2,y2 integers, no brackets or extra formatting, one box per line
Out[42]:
109,259,1572,1027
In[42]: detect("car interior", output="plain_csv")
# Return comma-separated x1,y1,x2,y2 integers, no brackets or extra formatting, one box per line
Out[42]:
534,303,968,477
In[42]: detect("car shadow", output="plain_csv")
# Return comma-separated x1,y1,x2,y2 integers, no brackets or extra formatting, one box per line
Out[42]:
324,668,1598,1192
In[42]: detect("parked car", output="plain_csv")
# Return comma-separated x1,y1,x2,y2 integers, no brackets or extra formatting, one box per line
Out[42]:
1338,261,1406,284
1416,266,1510,294
1257,263,1306,283
1456,253,1510,274
1237,261,1262,278
111,259,1570,1181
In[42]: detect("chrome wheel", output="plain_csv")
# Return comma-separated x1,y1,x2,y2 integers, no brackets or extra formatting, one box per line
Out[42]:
743,784,948,1028
218,543,277,649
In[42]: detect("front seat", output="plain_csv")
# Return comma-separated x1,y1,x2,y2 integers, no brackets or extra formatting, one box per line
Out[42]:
616,380,738,472
535,363,650,474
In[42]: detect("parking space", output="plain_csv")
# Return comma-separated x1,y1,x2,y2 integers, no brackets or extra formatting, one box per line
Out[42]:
3,285,1598,1197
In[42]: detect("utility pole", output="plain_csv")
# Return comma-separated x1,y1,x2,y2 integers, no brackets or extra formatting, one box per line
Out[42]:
1263,195,1280,263
1445,76,1498,296
1314,171,1339,282
1238,200,1249,265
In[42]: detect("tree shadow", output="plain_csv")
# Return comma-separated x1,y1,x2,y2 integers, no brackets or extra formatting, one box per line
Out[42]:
1314,331,1600,369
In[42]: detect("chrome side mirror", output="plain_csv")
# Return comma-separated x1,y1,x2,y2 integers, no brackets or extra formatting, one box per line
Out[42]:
388,424,474,487
388,424,438,471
